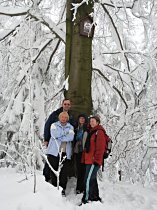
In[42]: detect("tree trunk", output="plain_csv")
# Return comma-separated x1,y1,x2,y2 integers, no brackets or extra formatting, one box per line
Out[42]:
65,0,93,118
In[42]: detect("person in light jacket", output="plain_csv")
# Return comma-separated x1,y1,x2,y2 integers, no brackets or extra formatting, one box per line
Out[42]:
44,99,75,145
47,112,74,196
43,99,76,182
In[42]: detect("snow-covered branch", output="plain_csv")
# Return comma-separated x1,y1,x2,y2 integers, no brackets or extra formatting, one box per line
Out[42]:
29,12,65,43
44,39,61,75
101,4,131,71
71,0,89,21
93,68,128,110
0,6,29,16
32,39,53,63
0,21,21,42
100,0,136,9
0,143,31,169
0,6,65,43
136,72,149,105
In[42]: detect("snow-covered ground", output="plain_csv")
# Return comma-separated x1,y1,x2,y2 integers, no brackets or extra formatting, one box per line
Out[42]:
0,168,157,210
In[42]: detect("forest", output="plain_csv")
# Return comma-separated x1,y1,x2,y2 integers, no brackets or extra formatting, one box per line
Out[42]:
0,0,157,185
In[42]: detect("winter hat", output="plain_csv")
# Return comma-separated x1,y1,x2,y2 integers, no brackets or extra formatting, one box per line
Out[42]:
77,113,88,123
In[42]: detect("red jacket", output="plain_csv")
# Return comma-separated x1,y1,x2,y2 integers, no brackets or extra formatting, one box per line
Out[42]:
82,125,108,166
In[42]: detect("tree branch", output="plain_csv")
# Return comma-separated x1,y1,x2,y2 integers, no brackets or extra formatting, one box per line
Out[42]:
0,25,19,42
101,4,131,72
32,39,53,63
136,72,149,105
0,6,29,16
93,68,128,110
29,12,65,43
100,0,138,9
44,39,61,75
0,6,65,43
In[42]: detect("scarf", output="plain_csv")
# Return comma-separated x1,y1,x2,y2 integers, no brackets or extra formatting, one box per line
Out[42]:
84,129,97,153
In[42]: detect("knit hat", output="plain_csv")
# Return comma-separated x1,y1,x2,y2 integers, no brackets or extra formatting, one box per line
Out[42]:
77,113,88,123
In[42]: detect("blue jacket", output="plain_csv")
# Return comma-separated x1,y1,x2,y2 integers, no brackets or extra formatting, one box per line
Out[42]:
44,107,76,142
46,121,74,159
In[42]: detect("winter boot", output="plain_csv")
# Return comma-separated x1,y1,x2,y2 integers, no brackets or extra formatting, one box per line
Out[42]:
61,189,66,197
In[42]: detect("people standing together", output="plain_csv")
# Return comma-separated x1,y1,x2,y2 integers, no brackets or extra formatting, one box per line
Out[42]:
43,98,109,204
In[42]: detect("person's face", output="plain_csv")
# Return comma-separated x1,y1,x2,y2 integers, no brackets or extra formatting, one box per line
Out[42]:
62,100,71,111
90,118,99,128
79,117,86,125
59,115,68,124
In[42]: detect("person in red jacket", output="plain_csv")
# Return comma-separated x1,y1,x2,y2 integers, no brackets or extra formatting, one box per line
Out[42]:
81,116,108,204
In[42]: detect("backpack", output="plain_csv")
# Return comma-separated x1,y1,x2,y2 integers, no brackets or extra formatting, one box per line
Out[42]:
95,130,112,159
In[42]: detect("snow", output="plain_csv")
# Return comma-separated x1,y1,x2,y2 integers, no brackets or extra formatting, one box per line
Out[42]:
0,6,29,15
0,168,157,210
0,0,157,203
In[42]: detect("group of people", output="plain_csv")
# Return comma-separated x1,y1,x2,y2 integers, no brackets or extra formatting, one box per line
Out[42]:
43,99,109,204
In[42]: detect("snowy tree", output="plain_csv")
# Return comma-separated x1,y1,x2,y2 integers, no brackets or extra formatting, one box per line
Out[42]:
0,0,157,184
65,0,93,117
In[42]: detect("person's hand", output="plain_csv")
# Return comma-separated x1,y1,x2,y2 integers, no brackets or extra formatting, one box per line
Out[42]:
43,141,49,147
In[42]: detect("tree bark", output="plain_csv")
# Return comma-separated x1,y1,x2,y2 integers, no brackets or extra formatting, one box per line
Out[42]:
65,0,93,118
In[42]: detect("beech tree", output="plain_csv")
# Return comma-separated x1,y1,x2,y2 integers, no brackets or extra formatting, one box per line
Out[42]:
0,0,157,184
65,0,93,117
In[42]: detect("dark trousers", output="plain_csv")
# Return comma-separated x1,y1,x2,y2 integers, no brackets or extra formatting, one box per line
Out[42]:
47,154,69,190
43,161,51,182
82,164,100,202
75,153,85,192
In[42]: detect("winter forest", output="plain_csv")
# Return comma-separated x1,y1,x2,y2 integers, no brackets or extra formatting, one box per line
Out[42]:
0,0,157,189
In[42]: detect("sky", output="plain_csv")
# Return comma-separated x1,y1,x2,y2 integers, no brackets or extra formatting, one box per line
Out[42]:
0,168,157,210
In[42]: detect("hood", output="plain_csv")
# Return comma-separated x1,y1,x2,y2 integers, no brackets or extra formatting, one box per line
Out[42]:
90,124,105,133
77,113,88,123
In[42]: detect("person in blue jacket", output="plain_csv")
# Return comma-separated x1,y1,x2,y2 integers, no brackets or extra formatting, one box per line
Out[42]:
44,99,75,146
47,112,74,196
43,99,75,182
